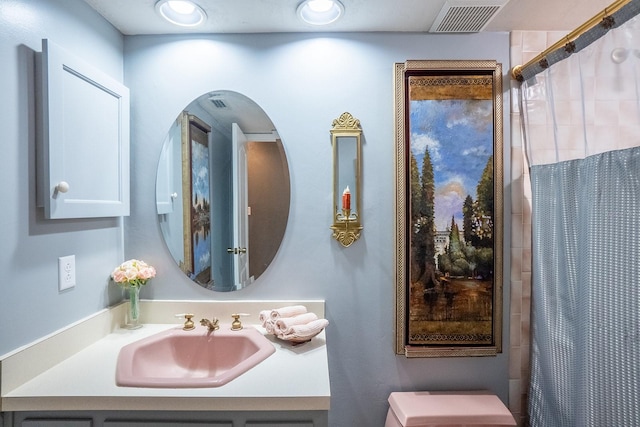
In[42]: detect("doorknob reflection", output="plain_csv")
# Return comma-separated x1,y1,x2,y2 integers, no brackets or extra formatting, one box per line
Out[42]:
226,247,247,254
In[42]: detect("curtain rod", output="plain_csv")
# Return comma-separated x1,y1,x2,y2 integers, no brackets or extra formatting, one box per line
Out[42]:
511,0,638,82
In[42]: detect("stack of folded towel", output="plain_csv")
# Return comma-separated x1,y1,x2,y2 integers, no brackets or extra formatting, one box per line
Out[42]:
259,305,329,343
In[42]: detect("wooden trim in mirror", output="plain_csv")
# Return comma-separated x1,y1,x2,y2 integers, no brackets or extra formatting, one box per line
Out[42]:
181,113,213,287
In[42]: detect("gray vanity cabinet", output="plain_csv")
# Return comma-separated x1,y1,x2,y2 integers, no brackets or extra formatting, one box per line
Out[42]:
245,423,314,427
9,411,326,427
21,421,91,427
104,423,231,427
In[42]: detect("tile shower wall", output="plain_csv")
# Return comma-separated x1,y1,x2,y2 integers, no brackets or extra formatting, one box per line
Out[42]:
508,30,570,427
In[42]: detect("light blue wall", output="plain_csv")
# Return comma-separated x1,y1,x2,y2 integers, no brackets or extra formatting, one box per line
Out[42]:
0,0,125,355
0,2,513,421
125,32,512,426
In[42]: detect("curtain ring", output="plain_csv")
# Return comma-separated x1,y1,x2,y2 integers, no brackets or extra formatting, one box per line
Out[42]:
601,15,615,29
564,40,576,54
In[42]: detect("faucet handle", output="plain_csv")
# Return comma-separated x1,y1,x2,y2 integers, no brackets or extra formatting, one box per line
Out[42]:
175,313,195,330
231,313,250,331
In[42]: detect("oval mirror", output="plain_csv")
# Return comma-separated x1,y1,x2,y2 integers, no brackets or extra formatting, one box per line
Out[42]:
156,90,290,292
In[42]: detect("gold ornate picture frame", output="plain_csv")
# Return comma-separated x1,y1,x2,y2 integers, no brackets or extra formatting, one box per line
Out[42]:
394,60,503,357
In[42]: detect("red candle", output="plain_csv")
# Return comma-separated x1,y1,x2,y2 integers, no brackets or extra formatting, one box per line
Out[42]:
342,186,351,210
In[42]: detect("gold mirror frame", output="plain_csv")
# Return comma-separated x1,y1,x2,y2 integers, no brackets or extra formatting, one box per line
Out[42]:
330,112,363,247
394,60,503,357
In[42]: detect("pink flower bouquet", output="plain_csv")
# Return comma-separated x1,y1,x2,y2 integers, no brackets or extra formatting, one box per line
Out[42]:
111,259,156,288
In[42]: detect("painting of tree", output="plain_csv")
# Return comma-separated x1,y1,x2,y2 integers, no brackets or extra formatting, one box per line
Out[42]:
182,115,213,288
394,60,503,357
406,73,497,346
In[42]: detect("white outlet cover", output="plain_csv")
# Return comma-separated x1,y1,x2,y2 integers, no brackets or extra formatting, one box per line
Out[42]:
58,255,76,291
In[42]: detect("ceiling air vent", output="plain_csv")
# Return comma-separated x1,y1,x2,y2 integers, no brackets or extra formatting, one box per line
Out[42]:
429,0,510,33
209,98,228,109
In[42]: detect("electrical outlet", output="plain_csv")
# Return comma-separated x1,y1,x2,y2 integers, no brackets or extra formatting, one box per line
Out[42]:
58,255,76,291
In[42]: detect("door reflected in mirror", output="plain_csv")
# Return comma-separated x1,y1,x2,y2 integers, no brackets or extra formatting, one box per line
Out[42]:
156,91,290,292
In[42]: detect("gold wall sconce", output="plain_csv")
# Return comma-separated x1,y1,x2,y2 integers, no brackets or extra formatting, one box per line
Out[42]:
330,112,363,247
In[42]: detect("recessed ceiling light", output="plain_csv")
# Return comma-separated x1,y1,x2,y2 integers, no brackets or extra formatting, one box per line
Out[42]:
297,0,344,25
155,0,207,27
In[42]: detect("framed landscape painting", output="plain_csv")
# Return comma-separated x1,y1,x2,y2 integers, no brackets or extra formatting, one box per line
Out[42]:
181,113,213,288
393,60,504,357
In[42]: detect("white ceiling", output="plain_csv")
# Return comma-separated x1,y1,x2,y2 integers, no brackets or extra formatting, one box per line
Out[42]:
83,0,614,134
82,0,613,35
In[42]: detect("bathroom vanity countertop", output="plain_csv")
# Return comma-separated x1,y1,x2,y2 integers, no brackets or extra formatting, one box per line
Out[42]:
0,301,330,412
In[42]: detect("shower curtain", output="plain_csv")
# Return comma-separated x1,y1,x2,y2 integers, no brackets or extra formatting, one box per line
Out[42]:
520,14,640,427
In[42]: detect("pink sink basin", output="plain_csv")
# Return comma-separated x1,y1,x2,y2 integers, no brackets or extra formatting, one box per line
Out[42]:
116,326,275,388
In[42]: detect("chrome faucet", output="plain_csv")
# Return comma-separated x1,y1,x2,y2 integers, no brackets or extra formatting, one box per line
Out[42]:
200,317,219,332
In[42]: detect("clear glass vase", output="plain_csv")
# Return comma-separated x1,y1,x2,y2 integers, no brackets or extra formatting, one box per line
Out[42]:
126,285,142,329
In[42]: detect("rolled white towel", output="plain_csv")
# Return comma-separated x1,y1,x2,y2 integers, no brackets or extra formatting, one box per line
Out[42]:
278,318,329,342
270,305,307,320
274,312,318,336
264,320,276,334
259,310,271,324
259,310,276,334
